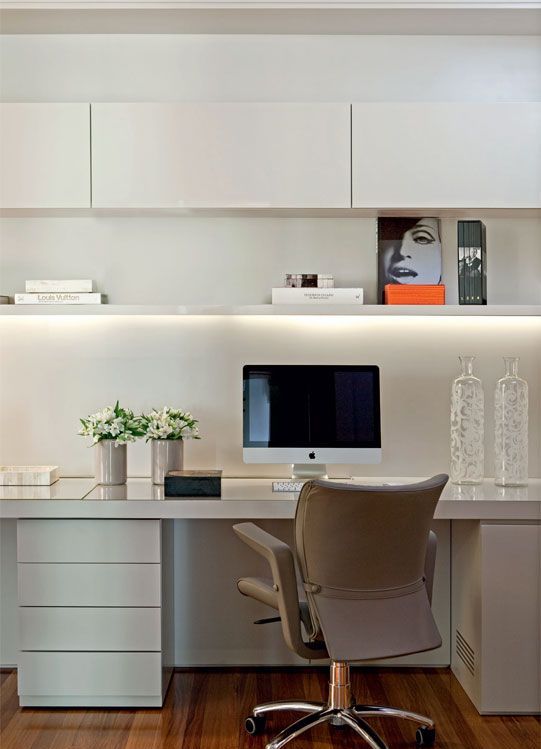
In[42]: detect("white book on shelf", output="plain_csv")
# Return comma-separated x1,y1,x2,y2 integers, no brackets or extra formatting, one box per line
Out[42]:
15,293,104,305
25,280,94,293
272,288,363,305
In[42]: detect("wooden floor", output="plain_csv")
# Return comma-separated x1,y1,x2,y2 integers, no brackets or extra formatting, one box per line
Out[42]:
1,668,539,749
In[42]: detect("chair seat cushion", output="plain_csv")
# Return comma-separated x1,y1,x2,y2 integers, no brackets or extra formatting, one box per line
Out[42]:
237,576,328,657
313,587,442,662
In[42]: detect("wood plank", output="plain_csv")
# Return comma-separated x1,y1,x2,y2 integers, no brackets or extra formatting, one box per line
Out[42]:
1,668,539,749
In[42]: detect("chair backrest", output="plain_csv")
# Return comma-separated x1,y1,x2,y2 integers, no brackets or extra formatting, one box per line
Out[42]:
295,475,448,595
293,475,448,661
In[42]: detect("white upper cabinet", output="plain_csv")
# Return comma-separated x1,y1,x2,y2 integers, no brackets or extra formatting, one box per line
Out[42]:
91,103,351,209
0,103,91,209
352,103,541,209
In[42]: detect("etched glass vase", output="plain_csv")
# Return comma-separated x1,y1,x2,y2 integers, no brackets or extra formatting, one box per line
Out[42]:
494,357,528,486
450,356,484,484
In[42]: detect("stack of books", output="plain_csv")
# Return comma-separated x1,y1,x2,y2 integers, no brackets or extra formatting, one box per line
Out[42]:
272,287,363,305
273,271,363,304
15,280,104,305
285,274,334,289
384,284,445,305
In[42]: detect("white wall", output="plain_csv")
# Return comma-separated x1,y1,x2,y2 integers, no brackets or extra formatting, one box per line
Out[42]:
1,311,539,478
1,35,540,102
1,32,540,667
1,216,540,307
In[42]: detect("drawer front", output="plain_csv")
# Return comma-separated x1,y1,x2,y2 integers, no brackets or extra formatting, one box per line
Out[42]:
20,607,161,651
18,564,160,606
17,519,160,563
18,652,162,697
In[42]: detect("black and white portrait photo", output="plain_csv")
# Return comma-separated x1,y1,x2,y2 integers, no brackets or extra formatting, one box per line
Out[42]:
377,217,442,303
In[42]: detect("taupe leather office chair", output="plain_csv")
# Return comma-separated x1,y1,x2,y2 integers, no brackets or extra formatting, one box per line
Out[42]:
233,474,448,749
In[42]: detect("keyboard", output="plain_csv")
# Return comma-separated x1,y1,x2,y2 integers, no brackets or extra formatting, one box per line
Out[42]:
272,481,305,493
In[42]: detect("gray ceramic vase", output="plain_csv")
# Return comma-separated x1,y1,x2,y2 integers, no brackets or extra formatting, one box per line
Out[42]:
95,440,127,486
151,439,184,485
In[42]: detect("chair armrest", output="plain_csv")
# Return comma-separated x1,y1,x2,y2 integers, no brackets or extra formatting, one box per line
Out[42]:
424,530,437,605
233,522,321,660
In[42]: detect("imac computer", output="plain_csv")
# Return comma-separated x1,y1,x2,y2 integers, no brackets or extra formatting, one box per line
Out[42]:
243,364,381,480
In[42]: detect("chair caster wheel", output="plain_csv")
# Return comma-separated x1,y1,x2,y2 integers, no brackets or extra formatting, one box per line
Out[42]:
416,726,436,746
245,715,266,735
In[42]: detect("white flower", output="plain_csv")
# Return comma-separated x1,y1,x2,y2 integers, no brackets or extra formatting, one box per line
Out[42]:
79,402,142,447
140,406,201,442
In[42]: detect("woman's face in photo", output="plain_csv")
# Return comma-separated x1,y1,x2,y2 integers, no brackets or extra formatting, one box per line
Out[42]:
382,218,441,285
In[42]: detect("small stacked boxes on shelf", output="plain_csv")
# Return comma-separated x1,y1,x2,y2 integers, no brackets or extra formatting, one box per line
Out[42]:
14,280,104,305
384,284,446,305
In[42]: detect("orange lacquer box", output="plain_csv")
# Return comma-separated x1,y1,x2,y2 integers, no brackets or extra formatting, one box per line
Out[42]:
384,284,446,305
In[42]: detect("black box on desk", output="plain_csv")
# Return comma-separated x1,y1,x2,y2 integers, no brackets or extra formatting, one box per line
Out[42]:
164,470,222,497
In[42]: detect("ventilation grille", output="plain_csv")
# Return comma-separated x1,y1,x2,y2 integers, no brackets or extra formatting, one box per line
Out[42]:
455,629,475,676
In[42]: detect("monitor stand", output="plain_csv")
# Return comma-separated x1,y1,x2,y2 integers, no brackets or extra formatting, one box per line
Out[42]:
291,464,328,480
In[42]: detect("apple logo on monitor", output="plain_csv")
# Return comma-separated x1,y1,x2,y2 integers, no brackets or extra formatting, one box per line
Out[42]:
309,452,316,460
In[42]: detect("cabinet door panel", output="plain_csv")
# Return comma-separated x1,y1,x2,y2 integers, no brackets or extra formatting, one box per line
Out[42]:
92,103,350,208
0,103,91,208
352,103,541,208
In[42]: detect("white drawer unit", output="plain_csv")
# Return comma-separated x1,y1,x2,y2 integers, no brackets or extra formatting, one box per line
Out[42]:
19,607,161,652
18,652,163,707
0,103,91,209
17,518,160,563
91,103,351,209
352,102,541,209
18,562,161,606
16,518,174,708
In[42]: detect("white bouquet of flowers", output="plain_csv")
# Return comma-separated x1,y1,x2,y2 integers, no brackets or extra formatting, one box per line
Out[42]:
140,407,200,442
79,401,144,445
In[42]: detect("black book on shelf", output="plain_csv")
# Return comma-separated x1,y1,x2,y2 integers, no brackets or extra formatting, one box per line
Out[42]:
457,220,487,305
458,222,465,304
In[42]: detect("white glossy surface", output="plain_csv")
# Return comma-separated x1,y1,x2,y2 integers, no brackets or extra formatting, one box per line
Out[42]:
20,607,161,652
92,103,350,209
1,304,539,316
18,652,163,698
1,477,539,520
452,521,541,714
18,562,161,606
0,478,95,501
0,104,91,209
17,518,160,562
352,103,541,208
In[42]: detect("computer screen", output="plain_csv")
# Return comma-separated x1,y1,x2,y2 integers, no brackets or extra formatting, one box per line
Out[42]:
243,365,381,471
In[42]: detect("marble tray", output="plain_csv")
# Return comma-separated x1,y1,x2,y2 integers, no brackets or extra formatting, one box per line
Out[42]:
0,466,59,486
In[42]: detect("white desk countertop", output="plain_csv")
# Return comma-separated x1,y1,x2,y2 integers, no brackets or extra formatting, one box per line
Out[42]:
0,477,539,521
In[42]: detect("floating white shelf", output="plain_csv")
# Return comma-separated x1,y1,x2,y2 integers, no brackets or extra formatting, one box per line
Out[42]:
1,304,539,317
